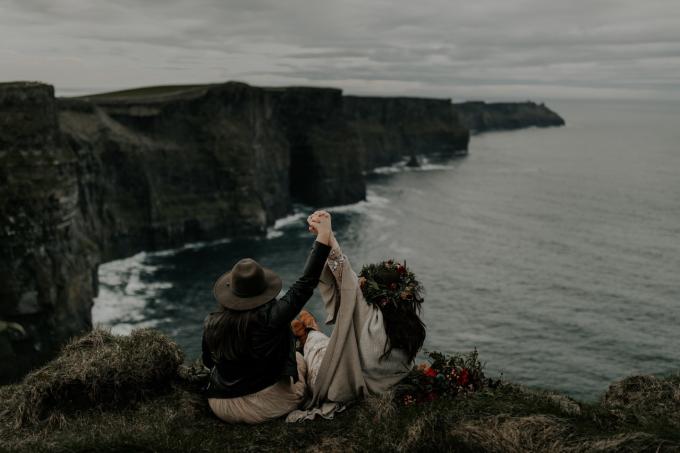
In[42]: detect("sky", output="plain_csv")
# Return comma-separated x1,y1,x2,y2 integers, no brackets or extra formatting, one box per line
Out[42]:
1,0,679,100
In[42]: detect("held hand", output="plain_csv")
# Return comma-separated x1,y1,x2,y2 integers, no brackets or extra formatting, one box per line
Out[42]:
307,210,332,245
307,213,318,235
307,211,330,234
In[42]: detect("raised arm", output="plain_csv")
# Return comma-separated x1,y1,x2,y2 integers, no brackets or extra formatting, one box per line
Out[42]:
309,212,364,326
308,211,354,288
267,215,332,327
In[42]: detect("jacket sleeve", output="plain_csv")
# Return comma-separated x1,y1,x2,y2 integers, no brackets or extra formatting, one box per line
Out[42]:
201,331,215,369
268,240,331,328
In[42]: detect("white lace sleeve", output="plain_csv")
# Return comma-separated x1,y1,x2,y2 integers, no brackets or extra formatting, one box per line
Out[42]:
326,245,345,286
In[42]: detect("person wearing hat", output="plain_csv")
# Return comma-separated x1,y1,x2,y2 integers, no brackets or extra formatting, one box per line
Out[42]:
201,213,332,424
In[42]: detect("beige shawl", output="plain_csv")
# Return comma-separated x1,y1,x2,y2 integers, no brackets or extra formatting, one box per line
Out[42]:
286,249,410,422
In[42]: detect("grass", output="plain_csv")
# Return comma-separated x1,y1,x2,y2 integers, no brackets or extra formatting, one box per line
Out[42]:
76,84,210,100
0,329,678,452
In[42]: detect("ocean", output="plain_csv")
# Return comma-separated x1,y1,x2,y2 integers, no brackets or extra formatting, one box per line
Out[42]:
93,99,680,401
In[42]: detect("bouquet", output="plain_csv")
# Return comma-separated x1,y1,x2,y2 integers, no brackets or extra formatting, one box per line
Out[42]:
396,349,489,406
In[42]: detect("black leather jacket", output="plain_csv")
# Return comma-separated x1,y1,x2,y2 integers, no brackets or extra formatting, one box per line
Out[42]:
202,240,331,399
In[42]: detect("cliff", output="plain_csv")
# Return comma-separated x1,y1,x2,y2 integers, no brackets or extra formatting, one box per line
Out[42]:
344,95,469,170
453,100,565,133
0,83,96,383
0,81,472,380
59,83,292,260
0,329,677,452
263,87,365,206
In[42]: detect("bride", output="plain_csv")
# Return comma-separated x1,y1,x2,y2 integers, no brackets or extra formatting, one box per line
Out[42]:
287,210,426,421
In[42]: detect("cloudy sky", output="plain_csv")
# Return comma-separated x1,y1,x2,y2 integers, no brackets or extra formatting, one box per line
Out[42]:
1,0,679,100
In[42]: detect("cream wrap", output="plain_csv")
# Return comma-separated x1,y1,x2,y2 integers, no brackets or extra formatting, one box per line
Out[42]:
286,246,410,422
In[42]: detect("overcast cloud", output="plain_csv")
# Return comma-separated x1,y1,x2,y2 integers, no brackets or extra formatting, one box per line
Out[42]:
1,0,679,100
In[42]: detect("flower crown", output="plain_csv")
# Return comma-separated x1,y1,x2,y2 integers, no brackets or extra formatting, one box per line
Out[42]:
358,259,424,309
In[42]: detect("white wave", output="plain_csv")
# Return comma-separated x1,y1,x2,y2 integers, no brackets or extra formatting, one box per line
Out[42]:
92,285,150,328
371,162,407,174
325,190,391,213
273,212,307,229
266,229,285,239
92,250,172,331
151,237,232,257
265,211,307,239
368,155,459,175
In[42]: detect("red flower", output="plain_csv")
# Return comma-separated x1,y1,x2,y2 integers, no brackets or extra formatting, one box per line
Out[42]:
457,368,470,386
424,367,438,378
389,282,398,290
397,264,407,275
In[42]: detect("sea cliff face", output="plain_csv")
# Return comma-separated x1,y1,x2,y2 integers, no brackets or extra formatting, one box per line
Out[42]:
59,83,292,260
264,87,365,206
453,100,565,133
344,96,470,170
0,81,477,380
0,83,96,382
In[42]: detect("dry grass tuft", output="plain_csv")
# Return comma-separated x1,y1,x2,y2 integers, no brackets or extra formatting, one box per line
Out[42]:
451,414,665,452
602,374,680,429
576,432,657,452
451,414,571,453
365,391,397,422
6,328,183,428
396,411,437,452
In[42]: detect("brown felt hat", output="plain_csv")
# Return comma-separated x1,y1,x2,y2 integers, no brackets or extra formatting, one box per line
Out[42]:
213,258,282,311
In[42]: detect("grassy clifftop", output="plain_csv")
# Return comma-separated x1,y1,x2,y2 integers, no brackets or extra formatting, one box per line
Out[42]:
1,329,678,452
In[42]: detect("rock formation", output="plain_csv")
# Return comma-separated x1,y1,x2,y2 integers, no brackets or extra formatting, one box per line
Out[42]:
0,83,96,382
453,100,565,133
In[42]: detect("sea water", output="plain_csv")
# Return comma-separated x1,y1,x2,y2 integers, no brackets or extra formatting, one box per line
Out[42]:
93,99,680,401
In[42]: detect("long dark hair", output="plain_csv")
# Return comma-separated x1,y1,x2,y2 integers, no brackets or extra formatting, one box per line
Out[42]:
359,260,426,363
203,307,260,361
380,298,426,363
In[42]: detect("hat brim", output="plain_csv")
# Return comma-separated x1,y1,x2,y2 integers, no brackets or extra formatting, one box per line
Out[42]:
213,267,283,311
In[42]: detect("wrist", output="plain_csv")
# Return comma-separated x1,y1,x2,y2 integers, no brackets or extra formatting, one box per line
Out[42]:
316,230,331,246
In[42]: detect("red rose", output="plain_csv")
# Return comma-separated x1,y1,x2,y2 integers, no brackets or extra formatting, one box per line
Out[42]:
457,368,469,386
397,265,407,275
424,367,437,378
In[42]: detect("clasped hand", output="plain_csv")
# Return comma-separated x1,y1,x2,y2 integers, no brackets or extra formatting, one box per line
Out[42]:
307,210,332,246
